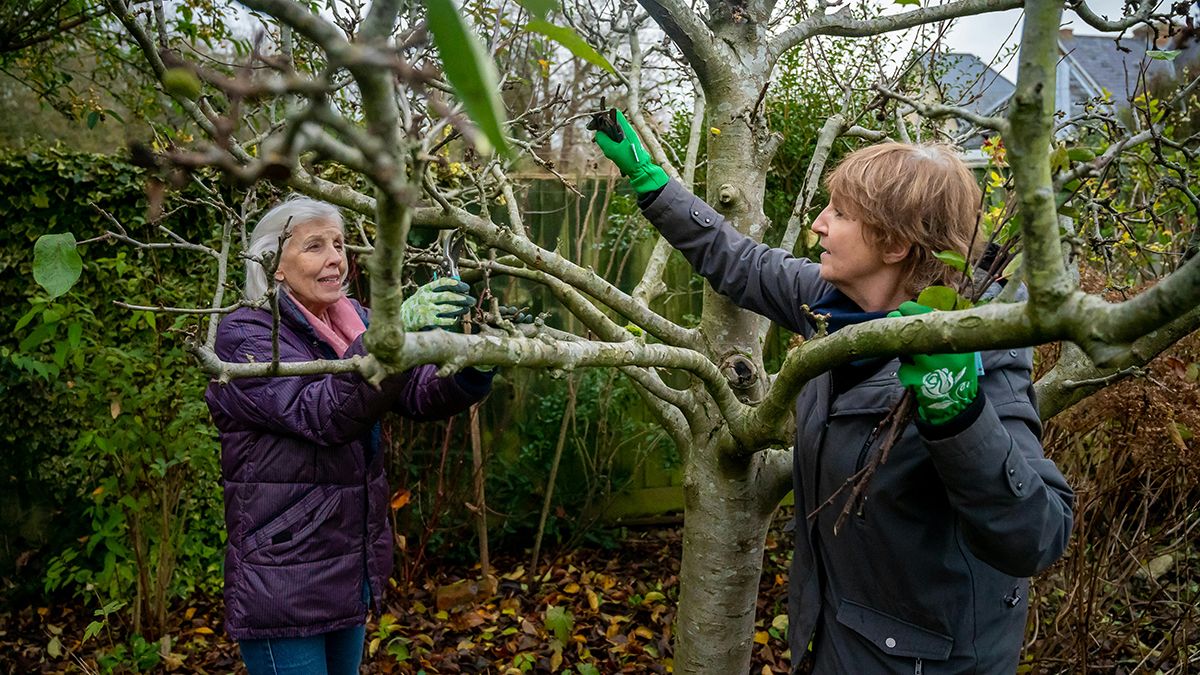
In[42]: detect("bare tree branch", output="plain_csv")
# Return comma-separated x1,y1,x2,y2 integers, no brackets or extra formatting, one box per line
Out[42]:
1037,303,1200,417
636,0,729,88
876,84,1009,133
1006,0,1073,309
770,0,1023,62
1068,0,1158,32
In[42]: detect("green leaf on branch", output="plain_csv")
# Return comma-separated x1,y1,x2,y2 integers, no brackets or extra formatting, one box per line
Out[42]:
426,0,509,156
1067,147,1096,162
86,111,100,129
917,285,972,311
1147,50,1181,61
516,0,557,19
1049,144,1070,173
162,67,202,100
1001,253,1023,280
894,0,922,6
933,250,969,274
524,20,618,77
33,232,82,299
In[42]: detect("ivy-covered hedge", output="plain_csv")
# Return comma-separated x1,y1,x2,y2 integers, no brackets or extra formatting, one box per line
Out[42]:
0,147,225,636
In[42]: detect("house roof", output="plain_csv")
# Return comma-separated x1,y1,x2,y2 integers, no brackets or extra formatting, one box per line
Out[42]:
1058,31,1178,104
928,52,1015,116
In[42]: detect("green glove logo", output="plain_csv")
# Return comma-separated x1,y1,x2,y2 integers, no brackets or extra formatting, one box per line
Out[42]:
920,367,973,412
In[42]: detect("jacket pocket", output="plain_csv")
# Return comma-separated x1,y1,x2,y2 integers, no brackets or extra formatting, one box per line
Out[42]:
243,485,340,559
836,599,953,660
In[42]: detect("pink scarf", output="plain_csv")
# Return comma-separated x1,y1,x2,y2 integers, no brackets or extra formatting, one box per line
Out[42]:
287,292,367,357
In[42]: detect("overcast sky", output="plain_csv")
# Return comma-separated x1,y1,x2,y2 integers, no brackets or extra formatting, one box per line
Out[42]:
940,0,1155,79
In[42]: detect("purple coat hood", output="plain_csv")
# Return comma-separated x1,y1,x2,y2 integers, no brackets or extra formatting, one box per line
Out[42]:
205,295,491,640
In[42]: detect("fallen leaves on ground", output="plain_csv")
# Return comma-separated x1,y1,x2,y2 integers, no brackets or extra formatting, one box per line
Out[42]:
0,521,797,674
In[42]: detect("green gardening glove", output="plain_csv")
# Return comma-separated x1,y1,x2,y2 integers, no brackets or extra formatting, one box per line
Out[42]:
400,278,475,331
589,109,670,194
888,301,979,426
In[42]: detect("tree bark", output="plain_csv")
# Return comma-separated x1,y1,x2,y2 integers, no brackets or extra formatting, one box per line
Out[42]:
672,67,784,670
674,426,788,672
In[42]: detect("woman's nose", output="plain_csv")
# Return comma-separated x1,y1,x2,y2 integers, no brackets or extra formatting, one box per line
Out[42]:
811,213,828,235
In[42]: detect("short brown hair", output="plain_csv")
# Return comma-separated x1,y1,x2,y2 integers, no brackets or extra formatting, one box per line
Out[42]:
825,142,983,297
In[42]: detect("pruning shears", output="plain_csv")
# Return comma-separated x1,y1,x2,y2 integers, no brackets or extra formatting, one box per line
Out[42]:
587,107,624,143
435,231,462,281
587,97,639,162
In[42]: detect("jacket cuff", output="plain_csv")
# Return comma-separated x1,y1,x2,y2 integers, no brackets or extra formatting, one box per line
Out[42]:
630,164,670,194
920,393,1010,474
916,391,986,440
637,186,665,209
454,367,495,397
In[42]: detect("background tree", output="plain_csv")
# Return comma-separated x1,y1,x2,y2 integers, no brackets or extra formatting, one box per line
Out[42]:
18,0,1200,673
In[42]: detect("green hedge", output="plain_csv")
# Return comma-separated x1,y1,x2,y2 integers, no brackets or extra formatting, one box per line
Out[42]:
0,147,225,637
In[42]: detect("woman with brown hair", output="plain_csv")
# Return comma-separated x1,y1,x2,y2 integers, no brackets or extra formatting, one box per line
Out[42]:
594,112,1073,674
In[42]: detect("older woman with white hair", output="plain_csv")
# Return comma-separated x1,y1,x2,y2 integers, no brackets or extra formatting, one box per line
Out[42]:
205,195,493,675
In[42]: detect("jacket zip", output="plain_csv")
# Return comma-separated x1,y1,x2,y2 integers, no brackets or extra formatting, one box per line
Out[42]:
854,422,884,473
915,658,923,674
362,447,371,611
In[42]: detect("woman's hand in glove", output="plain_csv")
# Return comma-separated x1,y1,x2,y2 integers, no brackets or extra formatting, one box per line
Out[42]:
590,109,669,194
400,278,474,331
888,301,979,426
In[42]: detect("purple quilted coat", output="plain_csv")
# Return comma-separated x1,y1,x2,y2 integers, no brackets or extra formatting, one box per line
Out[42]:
205,294,492,640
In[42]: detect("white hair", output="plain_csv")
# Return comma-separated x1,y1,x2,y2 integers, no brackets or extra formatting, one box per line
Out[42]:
244,195,345,303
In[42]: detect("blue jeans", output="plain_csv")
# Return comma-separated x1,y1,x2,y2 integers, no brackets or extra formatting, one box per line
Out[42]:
238,623,366,675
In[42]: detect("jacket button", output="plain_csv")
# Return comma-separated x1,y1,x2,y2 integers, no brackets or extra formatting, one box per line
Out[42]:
704,218,711,223
1017,481,1024,489
1008,468,1016,475
693,210,700,216
1009,350,1018,357
885,637,896,648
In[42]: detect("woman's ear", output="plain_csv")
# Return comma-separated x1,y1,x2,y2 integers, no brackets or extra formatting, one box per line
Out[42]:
881,242,912,265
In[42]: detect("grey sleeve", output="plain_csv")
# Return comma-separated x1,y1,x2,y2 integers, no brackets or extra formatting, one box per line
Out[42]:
641,179,832,335
921,349,1074,577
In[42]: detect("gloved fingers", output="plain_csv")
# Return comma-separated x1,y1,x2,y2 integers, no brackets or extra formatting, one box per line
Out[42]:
614,110,638,141
434,306,470,320
895,300,934,317
499,305,535,324
592,126,618,145
426,290,475,307
421,277,470,295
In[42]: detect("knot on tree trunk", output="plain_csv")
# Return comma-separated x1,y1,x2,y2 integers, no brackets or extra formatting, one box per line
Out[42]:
720,352,759,391
718,183,742,207
363,323,405,369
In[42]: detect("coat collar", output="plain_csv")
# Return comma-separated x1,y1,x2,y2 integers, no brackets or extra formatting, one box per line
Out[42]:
277,293,370,360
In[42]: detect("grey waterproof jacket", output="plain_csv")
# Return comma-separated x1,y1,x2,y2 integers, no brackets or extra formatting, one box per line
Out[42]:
641,180,1074,674
206,294,492,640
